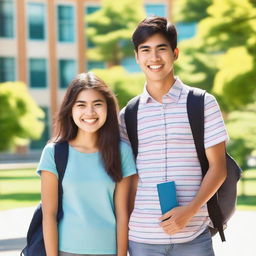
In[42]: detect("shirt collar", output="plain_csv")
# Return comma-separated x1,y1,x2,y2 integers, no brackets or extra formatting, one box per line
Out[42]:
140,77,184,104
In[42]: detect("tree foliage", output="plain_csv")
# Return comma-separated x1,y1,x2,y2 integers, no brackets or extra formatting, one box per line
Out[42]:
93,66,144,108
174,0,212,23
0,82,44,151
86,0,145,66
175,0,256,111
226,103,256,168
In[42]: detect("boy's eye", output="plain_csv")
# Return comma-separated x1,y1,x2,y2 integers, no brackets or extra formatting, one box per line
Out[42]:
77,104,85,107
159,47,166,51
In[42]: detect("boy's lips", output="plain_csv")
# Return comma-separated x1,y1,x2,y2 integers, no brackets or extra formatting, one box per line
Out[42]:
148,64,163,71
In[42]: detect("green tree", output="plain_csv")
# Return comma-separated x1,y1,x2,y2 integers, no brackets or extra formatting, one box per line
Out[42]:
0,82,44,151
93,66,144,108
226,103,256,168
175,0,256,111
86,0,145,67
174,0,212,22
200,0,256,111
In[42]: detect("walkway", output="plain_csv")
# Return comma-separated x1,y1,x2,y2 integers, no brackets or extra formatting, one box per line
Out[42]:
0,207,255,256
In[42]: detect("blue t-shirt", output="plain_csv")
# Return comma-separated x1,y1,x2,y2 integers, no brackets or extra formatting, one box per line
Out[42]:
37,141,136,254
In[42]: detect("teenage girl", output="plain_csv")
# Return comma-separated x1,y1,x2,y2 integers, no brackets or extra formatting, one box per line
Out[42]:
37,72,136,256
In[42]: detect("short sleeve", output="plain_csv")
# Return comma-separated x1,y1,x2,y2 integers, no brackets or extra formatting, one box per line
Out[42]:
204,93,229,149
36,143,58,178
120,141,137,178
119,107,130,144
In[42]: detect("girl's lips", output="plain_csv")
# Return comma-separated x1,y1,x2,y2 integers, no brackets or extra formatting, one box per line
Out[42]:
81,118,98,124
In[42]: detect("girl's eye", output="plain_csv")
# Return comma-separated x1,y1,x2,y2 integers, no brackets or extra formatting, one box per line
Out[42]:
77,104,85,107
95,103,103,107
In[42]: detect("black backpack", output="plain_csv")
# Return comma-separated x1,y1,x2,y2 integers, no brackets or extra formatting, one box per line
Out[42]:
20,141,69,256
124,89,242,242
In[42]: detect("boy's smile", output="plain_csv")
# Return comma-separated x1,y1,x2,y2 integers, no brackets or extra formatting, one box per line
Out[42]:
135,33,178,88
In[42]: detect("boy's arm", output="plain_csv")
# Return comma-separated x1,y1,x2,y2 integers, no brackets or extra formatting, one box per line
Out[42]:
159,142,227,234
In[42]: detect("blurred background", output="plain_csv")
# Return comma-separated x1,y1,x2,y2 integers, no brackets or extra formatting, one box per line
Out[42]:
0,0,256,255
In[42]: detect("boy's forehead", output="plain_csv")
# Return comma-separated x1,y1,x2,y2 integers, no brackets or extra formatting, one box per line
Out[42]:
138,33,170,48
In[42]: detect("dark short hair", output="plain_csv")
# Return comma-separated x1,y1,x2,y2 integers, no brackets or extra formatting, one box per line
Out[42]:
52,72,122,182
132,16,177,52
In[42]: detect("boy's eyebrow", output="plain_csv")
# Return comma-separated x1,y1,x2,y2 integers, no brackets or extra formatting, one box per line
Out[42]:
75,99,104,103
138,43,169,50
157,43,169,48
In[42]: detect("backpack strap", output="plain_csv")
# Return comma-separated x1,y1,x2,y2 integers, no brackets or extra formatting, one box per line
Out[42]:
124,95,140,159
54,141,69,220
187,89,225,242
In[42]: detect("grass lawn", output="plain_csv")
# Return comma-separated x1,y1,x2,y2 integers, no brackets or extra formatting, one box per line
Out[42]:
237,169,256,210
0,169,40,210
0,168,256,211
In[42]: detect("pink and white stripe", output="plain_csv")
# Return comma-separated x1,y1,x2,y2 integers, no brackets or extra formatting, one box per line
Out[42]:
120,77,228,244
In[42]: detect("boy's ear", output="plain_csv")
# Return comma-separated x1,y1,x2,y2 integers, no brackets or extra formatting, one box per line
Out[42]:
173,48,179,60
134,50,139,64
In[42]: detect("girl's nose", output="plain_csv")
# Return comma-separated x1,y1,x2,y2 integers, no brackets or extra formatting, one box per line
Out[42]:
85,105,95,115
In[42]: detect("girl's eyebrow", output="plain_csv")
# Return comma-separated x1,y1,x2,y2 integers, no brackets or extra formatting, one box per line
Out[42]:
75,99,104,103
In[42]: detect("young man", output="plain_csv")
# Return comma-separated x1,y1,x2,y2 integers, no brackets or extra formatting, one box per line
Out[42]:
119,16,228,256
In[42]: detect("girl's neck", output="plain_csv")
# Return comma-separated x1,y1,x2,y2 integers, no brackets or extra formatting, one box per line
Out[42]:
69,131,98,153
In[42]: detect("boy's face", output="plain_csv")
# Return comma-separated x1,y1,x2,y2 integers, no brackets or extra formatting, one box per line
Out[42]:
135,33,178,85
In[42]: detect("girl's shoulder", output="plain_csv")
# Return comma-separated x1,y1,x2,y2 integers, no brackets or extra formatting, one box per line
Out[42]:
119,140,132,152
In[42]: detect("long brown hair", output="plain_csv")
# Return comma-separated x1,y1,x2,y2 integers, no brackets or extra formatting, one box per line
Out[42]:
53,72,122,182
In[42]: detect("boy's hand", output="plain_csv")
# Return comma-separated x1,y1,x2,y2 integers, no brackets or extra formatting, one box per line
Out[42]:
159,205,197,235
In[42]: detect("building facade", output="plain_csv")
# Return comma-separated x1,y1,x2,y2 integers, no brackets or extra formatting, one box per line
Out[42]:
0,0,195,151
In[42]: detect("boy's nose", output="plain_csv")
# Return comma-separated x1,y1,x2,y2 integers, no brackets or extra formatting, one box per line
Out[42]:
150,51,160,61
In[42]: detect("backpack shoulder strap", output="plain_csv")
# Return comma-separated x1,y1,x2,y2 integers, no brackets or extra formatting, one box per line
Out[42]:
124,95,140,159
187,88,208,176
187,88,225,242
54,141,69,219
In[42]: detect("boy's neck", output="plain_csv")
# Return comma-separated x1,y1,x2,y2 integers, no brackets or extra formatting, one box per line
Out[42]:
146,74,176,103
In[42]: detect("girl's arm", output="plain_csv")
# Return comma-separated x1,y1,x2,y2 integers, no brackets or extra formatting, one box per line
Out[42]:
114,175,134,256
41,171,59,256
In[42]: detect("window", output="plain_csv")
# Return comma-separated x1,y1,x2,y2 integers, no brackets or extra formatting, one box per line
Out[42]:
176,22,197,41
85,6,100,48
87,61,105,71
27,3,45,40
145,4,166,17
121,57,139,73
30,106,50,150
29,59,47,88
0,0,14,38
59,59,76,88
86,6,100,15
0,57,15,82
57,5,74,42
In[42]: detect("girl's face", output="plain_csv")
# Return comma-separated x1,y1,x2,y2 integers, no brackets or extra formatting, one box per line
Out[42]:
72,89,107,135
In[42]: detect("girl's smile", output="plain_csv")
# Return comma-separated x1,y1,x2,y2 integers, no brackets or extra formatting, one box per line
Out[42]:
72,89,107,134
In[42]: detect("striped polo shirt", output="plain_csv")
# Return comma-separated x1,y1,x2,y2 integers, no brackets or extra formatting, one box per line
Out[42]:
119,77,228,244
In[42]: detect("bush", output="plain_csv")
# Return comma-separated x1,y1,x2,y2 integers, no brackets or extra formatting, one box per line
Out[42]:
0,82,44,151
93,66,145,108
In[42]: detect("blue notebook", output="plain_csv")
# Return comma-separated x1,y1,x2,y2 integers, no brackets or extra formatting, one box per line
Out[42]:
157,181,178,214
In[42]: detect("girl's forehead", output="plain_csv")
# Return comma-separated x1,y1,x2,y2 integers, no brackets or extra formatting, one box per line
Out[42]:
76,89,105,101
